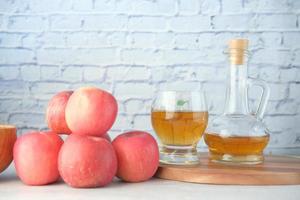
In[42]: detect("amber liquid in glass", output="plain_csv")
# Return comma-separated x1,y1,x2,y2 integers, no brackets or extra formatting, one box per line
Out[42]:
151,111,208,146
204,133,269,157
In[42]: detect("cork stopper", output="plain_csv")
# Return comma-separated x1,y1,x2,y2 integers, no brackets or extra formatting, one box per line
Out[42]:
228,39,249,65
229,39,248,50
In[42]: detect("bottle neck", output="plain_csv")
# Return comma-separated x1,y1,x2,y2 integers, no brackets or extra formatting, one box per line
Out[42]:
224,62,249,116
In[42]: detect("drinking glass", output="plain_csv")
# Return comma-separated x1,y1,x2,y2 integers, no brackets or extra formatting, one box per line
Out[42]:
151,90,208,165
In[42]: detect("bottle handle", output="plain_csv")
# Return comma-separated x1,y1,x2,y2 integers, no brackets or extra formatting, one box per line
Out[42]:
247,78,270,120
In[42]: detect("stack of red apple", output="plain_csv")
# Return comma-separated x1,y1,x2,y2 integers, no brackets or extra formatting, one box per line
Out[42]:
13,87,159,188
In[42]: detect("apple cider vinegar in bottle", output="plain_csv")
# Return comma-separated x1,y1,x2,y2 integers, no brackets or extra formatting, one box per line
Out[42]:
204,39,270,164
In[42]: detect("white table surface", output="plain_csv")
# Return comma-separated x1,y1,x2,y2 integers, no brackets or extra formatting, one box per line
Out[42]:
1,165,300,200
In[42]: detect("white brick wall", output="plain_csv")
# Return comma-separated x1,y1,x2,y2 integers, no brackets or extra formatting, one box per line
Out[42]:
0,0,299,154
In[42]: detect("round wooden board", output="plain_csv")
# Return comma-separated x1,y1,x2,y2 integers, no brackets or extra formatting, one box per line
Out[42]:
155,153,300,185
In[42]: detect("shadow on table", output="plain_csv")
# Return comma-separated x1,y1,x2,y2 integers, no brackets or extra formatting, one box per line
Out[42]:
0,173,18,184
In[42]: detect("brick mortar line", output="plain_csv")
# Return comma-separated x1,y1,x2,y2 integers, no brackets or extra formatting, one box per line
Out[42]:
2,30,300,34
0,11,299,15
1,30,300,34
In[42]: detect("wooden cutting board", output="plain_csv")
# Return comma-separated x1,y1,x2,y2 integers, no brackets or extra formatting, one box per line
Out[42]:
155,153,300,185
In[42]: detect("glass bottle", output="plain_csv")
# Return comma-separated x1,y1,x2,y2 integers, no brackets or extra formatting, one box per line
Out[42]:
204,39,270,164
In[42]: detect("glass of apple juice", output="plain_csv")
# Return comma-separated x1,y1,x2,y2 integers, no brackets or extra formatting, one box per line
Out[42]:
151,90,208,165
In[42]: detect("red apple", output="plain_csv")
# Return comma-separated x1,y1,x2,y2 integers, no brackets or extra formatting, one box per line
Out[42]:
46,91,73,134
58,134,117,188
13,131,63,185
65,87,118,137
112,131,159,182
0,125,17,174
